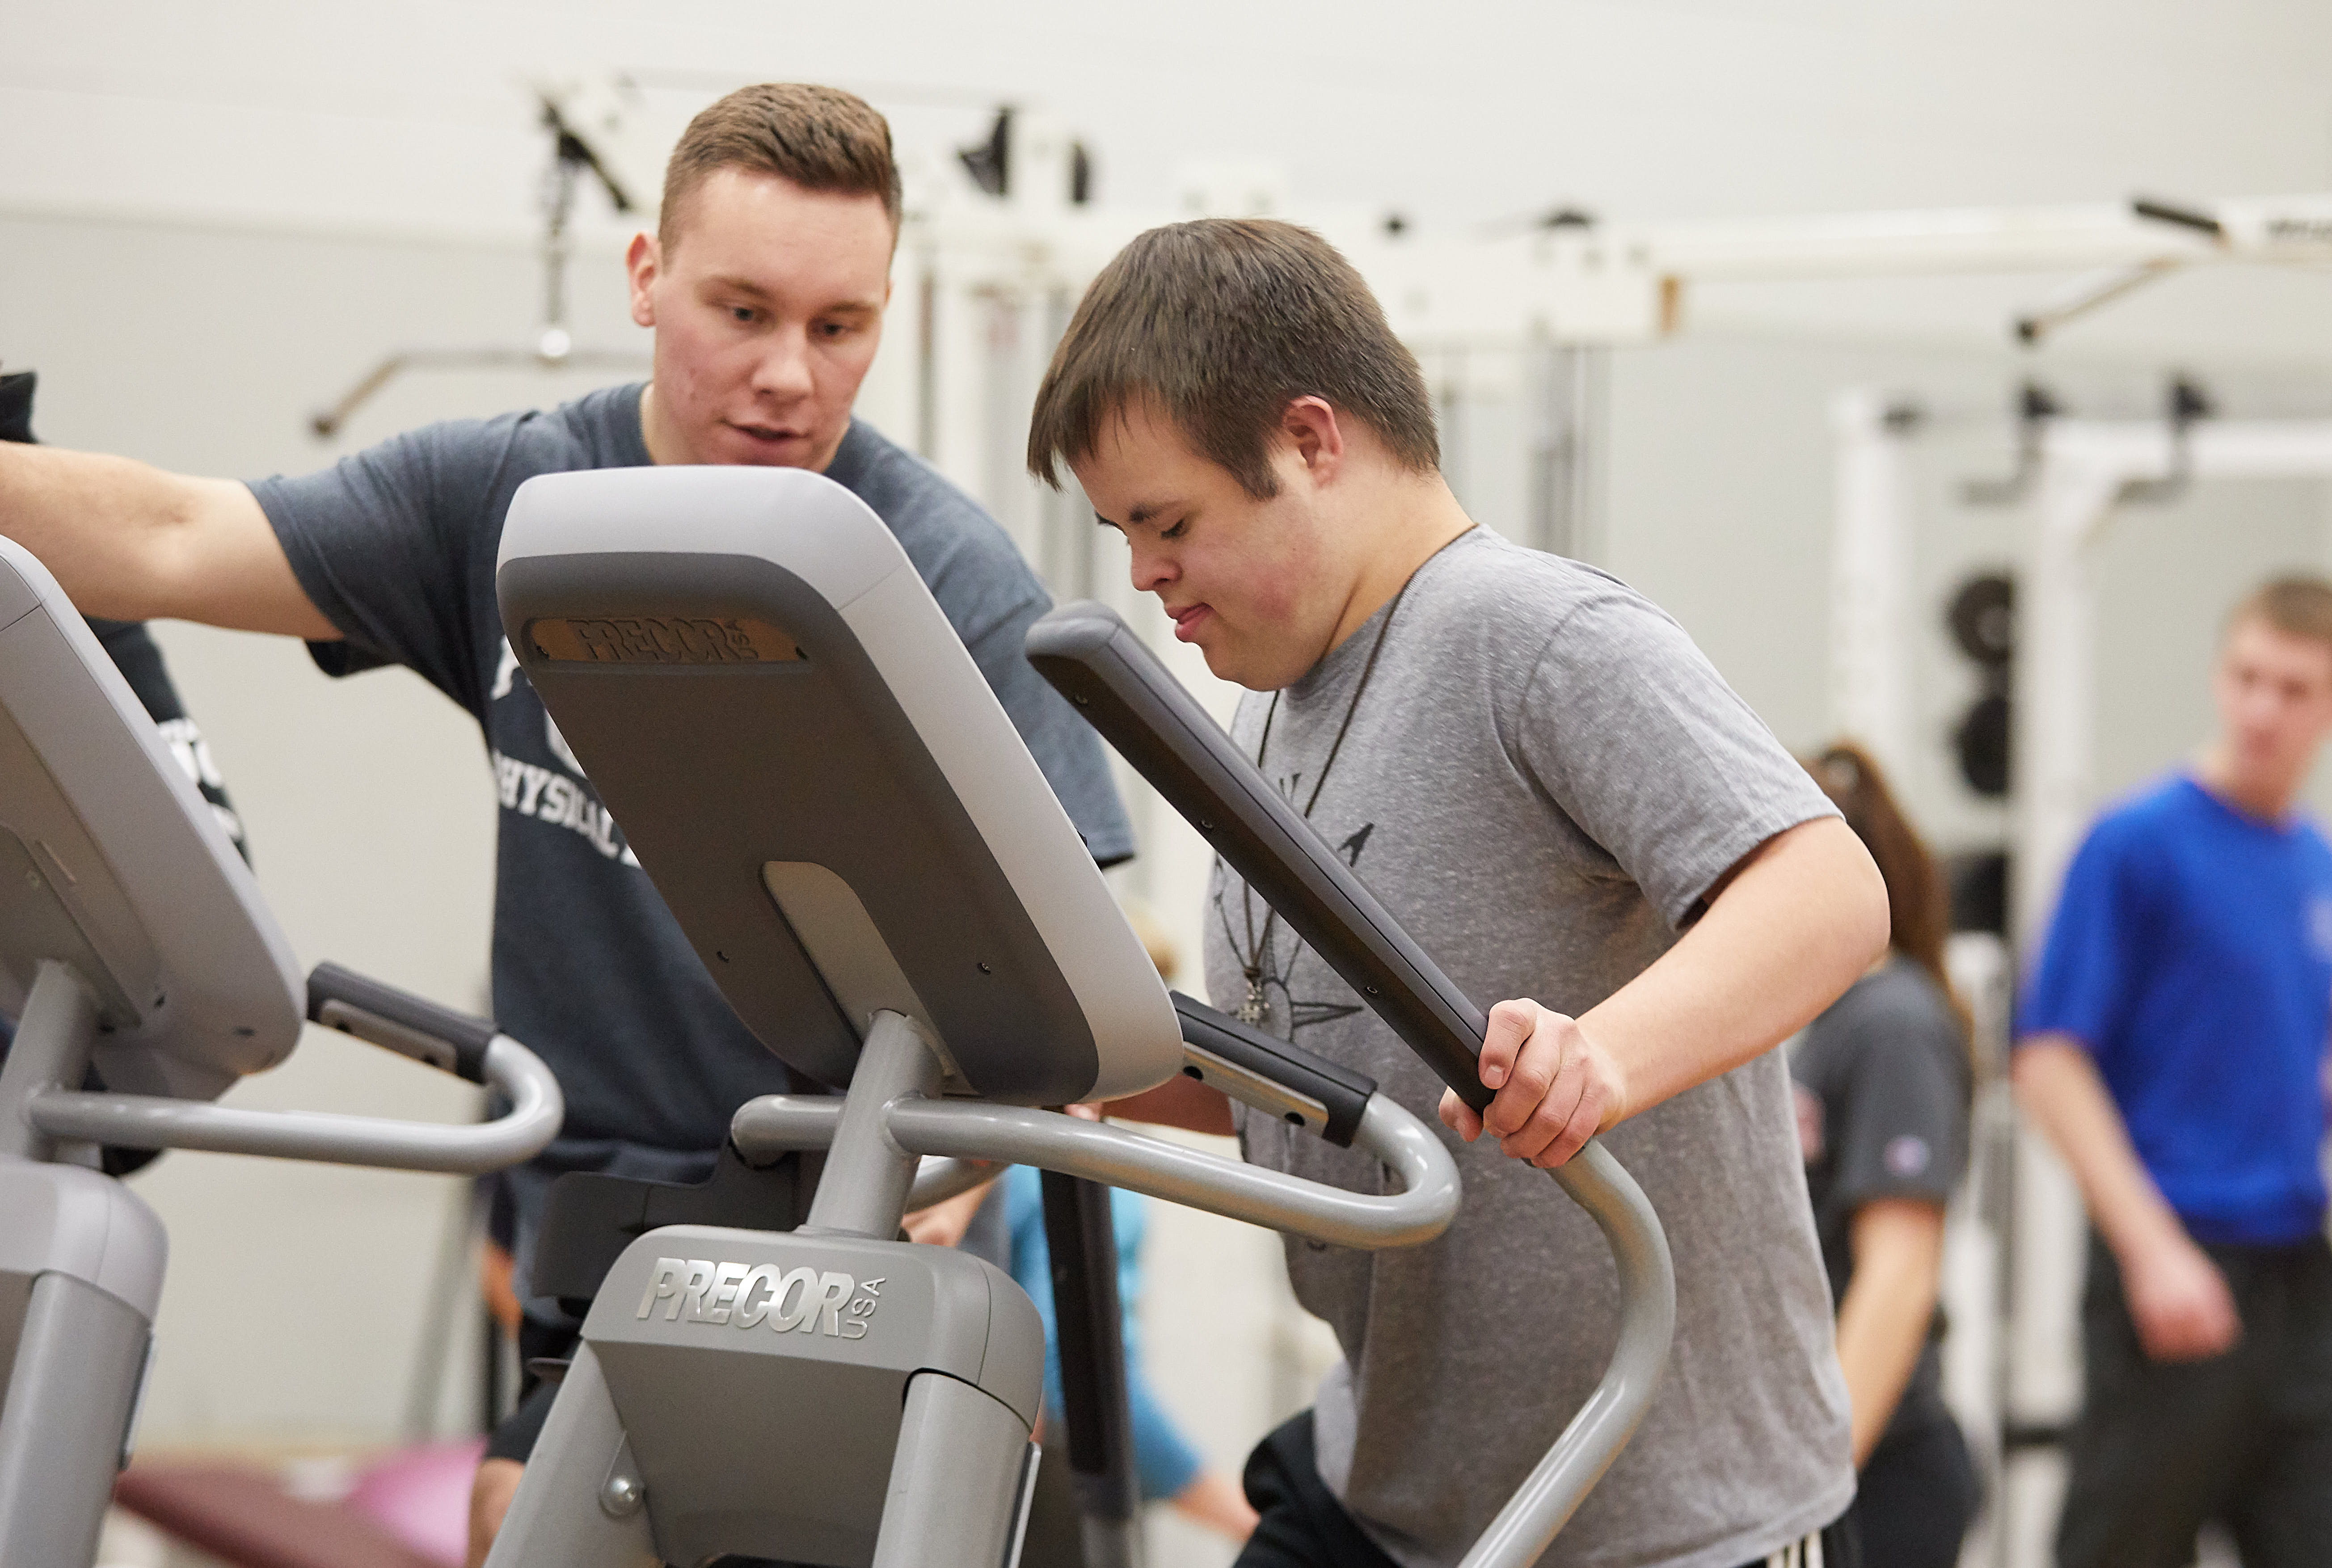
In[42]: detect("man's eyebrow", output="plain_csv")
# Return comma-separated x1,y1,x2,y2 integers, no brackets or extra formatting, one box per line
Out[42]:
702,279,880,316
1095,501,1168,529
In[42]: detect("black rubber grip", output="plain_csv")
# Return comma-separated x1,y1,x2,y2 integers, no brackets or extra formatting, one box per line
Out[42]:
1029,603,1496,1114
305,962,498,1084
1042,1171,1140,1526
1173,991,1375,1146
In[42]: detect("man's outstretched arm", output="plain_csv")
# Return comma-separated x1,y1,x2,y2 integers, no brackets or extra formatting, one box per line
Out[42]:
0,443,337,638
2012,1036,2238,1361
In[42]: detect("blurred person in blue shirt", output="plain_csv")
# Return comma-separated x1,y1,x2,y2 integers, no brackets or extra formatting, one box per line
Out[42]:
2015,576,2332,1568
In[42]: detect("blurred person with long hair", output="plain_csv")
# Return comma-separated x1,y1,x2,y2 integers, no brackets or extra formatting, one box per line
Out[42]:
1792,743,1979,1567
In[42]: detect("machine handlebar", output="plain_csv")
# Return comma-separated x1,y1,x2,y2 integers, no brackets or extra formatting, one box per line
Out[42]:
26,966,563,1176
1172,991,1376,1146
730,1083,1460,1252
307,961,498,1084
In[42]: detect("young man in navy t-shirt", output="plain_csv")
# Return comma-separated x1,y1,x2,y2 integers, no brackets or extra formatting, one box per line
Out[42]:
0,84,1130,1555
2016,577,2332,1568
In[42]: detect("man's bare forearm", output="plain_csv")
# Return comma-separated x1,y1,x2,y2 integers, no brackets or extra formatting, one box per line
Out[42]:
2012,1037,2184,1257
1582,816,1888,1121
0,443,336,636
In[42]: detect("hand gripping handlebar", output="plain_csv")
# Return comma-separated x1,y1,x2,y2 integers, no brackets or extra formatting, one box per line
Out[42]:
26,965,562,1176
1027,602,1678,1567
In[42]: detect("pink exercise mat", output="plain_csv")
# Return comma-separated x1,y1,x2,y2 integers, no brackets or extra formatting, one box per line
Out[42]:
117,1437,485,1568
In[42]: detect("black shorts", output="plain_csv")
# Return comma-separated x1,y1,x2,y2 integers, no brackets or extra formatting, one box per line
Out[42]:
1232,1409,1860,1568
482,1317,580,1464
1849,1415,1978,1568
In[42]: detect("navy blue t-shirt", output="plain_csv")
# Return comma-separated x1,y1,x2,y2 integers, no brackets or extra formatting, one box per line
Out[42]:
2017,774,2332,1244
250,384,1132,1186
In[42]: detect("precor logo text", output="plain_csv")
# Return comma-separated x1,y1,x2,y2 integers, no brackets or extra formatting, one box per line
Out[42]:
636,1256,883,1340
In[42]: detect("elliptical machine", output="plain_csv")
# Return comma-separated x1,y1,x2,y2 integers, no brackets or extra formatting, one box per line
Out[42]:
481,465,1674,1568
0,536,565,1568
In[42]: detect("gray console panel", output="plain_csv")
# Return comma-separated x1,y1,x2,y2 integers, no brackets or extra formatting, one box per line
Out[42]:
496,466,1179,1105
0,540,302,1099
585,1224,1042,1568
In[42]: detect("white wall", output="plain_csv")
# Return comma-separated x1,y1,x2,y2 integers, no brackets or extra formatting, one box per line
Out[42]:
8,0,2330,241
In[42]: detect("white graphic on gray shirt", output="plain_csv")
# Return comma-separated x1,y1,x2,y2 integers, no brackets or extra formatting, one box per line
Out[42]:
487,638,637,865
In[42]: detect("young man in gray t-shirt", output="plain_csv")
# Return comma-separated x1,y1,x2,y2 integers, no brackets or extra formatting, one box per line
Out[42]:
1030,220,1889,1568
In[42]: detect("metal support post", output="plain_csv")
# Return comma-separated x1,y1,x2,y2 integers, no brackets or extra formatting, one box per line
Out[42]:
0,1271,152,1568
481,1344,656,1568
1828,389,1920,780
872,1370,1039,1568
1526,336,1605,561
0,961,99,1163
803,1011,945,1241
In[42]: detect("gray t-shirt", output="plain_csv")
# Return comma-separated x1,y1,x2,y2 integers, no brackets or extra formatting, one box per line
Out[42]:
1789,959,1969,1448
1202,528,1851,1568
250,386,1130,1262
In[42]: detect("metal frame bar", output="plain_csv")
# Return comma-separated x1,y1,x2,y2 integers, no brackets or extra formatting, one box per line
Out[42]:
1463,1142,1675,1567
1828,390,1921,778
25,1033,562,1175
733,1090,1459,1253
800,1010,945,1240
0,962,101,1163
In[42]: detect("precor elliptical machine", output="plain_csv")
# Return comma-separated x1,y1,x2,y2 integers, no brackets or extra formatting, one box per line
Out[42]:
0,536,565,1568
482,464,1675,1568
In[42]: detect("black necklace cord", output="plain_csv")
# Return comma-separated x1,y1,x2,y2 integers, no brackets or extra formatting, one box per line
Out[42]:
1238,574,1419,1006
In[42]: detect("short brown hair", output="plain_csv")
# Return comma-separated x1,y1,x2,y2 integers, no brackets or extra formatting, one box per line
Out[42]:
1027,219,1438,499
2228,575,2332,657
660,84,901,249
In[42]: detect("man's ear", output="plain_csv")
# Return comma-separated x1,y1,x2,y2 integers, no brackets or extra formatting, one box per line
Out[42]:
625,232,661,329
1282,396,1346,485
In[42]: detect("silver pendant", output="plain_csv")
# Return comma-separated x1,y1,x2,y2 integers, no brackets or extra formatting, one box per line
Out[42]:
1235,978,1267,1026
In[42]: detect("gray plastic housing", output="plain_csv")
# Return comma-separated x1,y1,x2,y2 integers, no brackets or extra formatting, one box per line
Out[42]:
494,466,1181,1106
0,539,302,1099
585,1224,1042,1568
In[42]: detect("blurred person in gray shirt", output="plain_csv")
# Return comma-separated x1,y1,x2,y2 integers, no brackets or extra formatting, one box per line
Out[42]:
1791,743,1979,1568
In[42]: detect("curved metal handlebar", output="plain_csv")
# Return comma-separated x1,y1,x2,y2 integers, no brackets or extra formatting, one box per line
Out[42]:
731,1090,1460,1251
25,1035,564,1176
1462,1141,1676,1567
